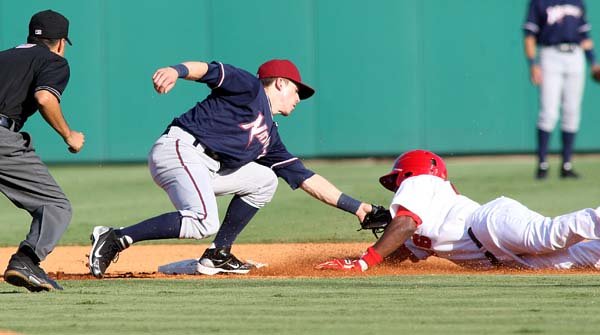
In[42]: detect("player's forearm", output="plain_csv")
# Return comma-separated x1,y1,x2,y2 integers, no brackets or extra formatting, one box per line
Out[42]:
180,61,209,81
581,38,594,51
35,90,73,140
300,174,371,220
372,216,417,258
580,39,597,65
300,174,343,207
524,35,537,62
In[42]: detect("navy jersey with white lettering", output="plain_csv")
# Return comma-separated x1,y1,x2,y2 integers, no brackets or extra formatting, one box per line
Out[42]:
523,0,591,45
0,43,70,131
172,61,314,188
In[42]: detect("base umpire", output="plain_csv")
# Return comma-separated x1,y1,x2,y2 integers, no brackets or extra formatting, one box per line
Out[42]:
0,9,84,292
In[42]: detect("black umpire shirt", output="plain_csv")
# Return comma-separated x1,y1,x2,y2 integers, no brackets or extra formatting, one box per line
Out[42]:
0,43,70,132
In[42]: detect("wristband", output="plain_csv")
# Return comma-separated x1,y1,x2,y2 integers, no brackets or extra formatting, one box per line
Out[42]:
336,193,361,214
170,64,189,78
585,49,596,66
360,246,384,267
526,58,538,67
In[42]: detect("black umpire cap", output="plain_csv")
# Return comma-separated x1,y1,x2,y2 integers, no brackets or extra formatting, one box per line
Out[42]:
28,9,72,45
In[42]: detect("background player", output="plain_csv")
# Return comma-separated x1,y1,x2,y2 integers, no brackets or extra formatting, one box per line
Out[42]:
524,0,600,179
0,10,85,292
89,59,376,277
317,150,600,272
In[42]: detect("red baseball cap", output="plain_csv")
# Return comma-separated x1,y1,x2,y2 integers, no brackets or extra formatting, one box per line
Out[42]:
257,59,315,100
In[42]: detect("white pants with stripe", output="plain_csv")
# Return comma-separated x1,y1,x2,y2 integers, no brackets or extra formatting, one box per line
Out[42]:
537,46,585,133
469,197,600,269
147,126,278,240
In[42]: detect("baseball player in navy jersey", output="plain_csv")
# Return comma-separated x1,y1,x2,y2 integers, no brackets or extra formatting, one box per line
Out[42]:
88,59,376,277
524,0,600,179
1,10,85,292
317,150,600,272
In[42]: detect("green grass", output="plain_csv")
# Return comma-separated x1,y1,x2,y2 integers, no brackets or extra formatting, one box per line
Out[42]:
1,275,600,335
1,155,600,334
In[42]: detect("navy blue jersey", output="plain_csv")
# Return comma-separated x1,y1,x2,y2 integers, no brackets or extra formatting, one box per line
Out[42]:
172,61,314,189
524,0,591,45
0,43,70,131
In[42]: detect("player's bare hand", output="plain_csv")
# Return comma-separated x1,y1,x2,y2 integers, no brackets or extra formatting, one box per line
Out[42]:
152,67,178,94
530,64,542,85
355,203,373,222
591,64,600,83
65,130,85,153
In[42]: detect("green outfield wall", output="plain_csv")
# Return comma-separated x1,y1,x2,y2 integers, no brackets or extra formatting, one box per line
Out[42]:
1,0,599,162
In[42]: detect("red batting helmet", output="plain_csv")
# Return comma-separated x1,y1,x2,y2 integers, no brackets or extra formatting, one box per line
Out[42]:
379,150,448,192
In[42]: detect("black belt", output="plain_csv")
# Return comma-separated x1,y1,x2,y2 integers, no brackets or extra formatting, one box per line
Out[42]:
467,227,501,267
192,139,220,161
163,126,221,161
0,115,15,131
553,43,578,53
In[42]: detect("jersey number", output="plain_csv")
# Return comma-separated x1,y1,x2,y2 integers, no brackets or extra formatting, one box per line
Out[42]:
412,234,432,249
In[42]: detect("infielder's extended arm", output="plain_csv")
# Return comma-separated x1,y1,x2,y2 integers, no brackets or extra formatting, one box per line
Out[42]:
299,174,372,221
35,90,84,153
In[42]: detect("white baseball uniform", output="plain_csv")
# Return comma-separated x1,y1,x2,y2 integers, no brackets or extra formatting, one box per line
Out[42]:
390,175,600,270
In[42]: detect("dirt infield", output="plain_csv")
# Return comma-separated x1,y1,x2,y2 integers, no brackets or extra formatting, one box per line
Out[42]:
0,243,597,280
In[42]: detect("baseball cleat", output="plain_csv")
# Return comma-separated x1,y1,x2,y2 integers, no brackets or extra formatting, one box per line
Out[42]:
89,226,124,278
535,162,549,180
536,167,548,180
560,167,580,179
197,247,252,275
3,252,63,292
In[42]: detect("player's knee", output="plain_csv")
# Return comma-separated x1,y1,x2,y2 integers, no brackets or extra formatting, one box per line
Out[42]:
560,120,580,133
242,170,278,207
46,198,72,223
537,117,557,132
178,209,219,239
57,198,72,216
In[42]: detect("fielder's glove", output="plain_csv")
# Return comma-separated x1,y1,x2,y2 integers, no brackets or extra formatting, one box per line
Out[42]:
358,204,392,238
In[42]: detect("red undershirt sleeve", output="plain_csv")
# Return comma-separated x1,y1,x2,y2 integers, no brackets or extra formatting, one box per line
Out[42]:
395,206,422,226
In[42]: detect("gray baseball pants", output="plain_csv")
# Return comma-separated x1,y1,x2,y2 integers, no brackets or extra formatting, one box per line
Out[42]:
148,126,278,240
0,128,72,261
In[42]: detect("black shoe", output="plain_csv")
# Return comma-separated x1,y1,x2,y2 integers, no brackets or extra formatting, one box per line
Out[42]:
89,226,125,278
3,253,63,292
536,162,549,179
197,247,252,275
560,167,580,179
536,167,548,180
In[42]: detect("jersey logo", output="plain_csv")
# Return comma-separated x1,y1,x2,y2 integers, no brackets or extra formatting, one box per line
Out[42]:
546,5,582,25
239,113,270,158
412,234,432,249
